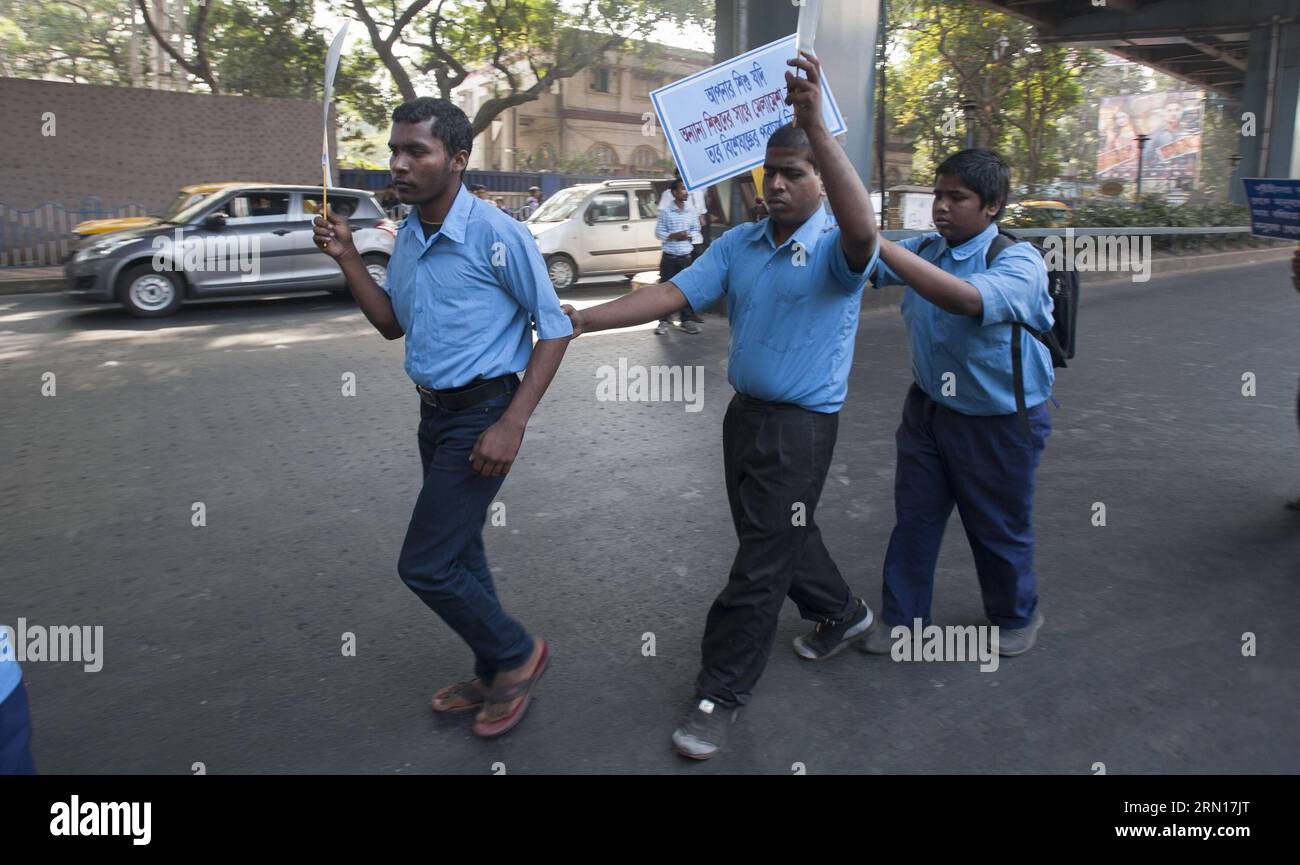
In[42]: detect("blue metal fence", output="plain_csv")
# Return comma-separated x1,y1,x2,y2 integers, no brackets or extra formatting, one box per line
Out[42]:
0,199,151,267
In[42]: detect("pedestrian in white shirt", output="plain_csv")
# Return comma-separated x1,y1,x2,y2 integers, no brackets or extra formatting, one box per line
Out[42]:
654,179,703,334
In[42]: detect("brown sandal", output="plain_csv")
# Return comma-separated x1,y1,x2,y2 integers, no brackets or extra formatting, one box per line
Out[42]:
431,678,485,713
471,641,550,738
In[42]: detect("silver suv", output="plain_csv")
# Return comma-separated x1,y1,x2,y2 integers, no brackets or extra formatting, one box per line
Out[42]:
524,179,664,290
64,184,395,317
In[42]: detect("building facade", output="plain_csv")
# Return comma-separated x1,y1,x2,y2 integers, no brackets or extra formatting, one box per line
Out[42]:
456,42,713,175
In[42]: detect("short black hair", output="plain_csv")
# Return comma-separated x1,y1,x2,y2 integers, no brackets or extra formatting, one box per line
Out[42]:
670,177,686,192
391,97,473,166
765,123,818,171
935,149,1011,219
470,184,487,193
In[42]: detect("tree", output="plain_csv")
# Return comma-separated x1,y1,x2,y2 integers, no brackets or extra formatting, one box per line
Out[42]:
887,0,1098,194
0,0,137,85
344,0,712,136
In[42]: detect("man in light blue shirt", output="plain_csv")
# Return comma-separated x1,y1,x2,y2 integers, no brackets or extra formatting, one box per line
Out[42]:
564,53,881,760
314,97,570,739
862,148,1053,658
0,623,35,774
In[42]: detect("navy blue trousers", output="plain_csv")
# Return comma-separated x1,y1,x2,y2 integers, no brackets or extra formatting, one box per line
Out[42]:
397,391,534,685
881,383,1050,629
0,683,35,775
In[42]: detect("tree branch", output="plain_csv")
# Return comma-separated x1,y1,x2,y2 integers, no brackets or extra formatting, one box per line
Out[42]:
134,0,219,92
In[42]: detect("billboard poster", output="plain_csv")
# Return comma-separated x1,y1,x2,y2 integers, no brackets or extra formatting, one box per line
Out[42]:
1097,92,1203,184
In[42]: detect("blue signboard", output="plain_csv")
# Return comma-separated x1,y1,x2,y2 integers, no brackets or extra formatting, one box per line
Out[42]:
1242,178,1300,241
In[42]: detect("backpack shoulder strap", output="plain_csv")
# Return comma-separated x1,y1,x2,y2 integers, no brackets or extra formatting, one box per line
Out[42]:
990,228,1037,437
985,228,1018,268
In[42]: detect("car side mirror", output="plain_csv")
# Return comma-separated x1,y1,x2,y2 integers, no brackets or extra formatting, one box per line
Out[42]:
584,208,596,225
203,212,227,230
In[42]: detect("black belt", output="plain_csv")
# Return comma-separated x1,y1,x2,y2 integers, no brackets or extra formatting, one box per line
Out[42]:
733,392,805,412
417,373,518,410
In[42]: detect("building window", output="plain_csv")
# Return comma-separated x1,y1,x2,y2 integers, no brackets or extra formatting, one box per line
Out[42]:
631,146,659,170
588,144,619,171
590,67,615,93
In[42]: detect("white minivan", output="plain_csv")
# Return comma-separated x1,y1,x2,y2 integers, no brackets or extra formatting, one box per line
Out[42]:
524,179,664,289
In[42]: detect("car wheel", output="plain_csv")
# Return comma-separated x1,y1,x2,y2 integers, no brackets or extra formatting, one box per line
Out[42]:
362,253,389,290
332,253,389,300
546,254,577,291
118,263,183,318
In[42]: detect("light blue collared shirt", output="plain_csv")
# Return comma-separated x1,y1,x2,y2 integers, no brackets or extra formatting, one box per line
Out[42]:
0,624,20,704
384,183,573,390
672,207,880,413
871,221,1054,416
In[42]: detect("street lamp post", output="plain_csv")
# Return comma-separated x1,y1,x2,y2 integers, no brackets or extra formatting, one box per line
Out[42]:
1135,134,1150,201
961,98,979,149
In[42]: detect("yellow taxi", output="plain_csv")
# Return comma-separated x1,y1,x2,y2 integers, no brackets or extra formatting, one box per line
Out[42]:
72,182,275,236
1003,199,1073,228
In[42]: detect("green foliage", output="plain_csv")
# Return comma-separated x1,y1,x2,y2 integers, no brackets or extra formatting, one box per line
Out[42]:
887,0,1099,193
0,0,135,84
1070,197,1249,228
343,0,712,134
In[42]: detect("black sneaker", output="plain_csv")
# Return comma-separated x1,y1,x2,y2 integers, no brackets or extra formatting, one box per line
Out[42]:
792,598,875,660
671,697,737,760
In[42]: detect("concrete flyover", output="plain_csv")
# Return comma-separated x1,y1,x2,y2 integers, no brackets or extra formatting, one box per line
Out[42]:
715,1,1300,200
972,0,1300,184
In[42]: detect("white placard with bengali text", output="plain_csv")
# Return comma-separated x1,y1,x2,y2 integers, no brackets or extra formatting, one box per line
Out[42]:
650,34,847,191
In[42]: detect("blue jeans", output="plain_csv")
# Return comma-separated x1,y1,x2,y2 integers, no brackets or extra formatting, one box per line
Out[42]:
0,683,35,774
881,383,1051,629
397,391,533,684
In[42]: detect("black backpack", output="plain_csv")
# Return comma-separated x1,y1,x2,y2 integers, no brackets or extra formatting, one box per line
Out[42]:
918,228,1078,433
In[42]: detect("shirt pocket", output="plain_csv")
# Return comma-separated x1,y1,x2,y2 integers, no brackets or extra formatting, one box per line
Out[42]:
424,262,499,348
966,325,1013,378
758,281,817,353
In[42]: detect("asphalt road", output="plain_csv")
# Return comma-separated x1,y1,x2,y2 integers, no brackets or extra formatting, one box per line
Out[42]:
2,261,1297,774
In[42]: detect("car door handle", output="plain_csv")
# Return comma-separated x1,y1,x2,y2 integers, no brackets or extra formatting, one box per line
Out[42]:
621,224,629,230
272,229,292,236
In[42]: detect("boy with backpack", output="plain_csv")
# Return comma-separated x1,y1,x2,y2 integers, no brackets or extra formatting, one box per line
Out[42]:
862,149,1072,657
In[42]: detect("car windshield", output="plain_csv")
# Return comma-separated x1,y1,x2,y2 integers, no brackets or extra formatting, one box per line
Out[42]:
168,191,234,225
158,191,208,222
528,187,589,222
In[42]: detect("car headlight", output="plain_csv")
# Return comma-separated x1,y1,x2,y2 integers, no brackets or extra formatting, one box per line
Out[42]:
75,237,137,261
529,225,558,251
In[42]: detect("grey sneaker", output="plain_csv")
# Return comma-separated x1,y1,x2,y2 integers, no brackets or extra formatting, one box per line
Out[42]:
995,610,1044,657
681,319,701,334
858,618,903,655
671,697,736,760
654,322,670,335
792,598,875,660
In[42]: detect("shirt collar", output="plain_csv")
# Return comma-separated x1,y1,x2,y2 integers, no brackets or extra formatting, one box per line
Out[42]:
399,183,475,248
943,221,1000,261
759,205,829,252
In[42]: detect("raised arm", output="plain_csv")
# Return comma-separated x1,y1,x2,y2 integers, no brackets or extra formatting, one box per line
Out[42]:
785,51,878,272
